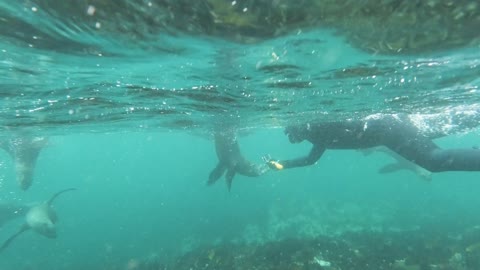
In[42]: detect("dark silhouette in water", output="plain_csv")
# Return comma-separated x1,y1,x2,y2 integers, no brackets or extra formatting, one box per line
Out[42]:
208,130,269,191
0,188,76,252
0,135,48,190
265,114,480,173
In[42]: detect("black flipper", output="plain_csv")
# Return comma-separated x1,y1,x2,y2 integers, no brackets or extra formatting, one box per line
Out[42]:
47,188,77,205
0,224,30,252
378,163,404,174
208,163,226,186
225,169,236,191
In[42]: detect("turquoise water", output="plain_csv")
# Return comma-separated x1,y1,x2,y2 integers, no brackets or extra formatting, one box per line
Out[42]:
1,1,480,269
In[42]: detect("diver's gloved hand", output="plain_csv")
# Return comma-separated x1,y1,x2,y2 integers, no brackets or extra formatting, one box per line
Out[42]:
262,155,284,170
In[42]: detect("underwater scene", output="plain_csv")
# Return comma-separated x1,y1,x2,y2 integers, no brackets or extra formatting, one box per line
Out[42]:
1,1,480,269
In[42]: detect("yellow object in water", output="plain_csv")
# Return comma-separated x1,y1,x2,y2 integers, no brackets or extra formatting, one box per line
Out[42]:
270,161,284,170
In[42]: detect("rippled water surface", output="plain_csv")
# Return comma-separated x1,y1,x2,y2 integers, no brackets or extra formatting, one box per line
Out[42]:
1,1,479,135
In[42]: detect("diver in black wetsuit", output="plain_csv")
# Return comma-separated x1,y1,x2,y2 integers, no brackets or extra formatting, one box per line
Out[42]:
265,114,480,172
208,130,269,190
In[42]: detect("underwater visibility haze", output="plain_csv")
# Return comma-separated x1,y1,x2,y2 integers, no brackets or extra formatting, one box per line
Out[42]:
1,1,480,269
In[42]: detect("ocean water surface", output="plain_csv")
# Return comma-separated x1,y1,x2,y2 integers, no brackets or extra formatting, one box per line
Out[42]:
1,1,480,269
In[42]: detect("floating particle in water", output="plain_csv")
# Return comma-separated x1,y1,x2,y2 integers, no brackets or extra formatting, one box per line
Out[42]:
86,5,96,16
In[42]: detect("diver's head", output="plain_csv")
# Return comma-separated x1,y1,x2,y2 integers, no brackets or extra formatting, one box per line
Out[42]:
284,124,308,144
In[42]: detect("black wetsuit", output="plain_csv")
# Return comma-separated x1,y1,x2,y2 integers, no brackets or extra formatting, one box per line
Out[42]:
209,131,268,190
280,115,480,172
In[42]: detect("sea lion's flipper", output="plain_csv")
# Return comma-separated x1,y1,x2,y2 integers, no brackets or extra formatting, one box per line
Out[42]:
10,137,48,190
0,224,30,252
225,169,236,191
378,163,404,174
208,163,227,186
47,188,77,205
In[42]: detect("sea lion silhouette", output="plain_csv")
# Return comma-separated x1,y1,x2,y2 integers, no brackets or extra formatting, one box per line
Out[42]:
0,136,48,190
0,188,76,252
208,131,268,190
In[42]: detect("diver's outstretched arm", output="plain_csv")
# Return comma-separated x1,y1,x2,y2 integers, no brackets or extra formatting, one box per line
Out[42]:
272,144,325,169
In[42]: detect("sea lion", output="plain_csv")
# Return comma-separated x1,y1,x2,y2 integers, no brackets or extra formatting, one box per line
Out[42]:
0,188,76,252
208,130,269,191
0,136,48,190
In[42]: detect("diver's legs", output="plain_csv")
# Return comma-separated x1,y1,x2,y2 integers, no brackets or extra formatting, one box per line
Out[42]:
426,148,480,172
387,137,480,172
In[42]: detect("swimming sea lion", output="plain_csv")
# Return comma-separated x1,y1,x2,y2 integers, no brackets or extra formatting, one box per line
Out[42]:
208,131,269,191
0,188,76,252
0,136,48,190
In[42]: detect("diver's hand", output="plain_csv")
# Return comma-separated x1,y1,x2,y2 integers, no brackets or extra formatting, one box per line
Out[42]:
262,155,284,170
